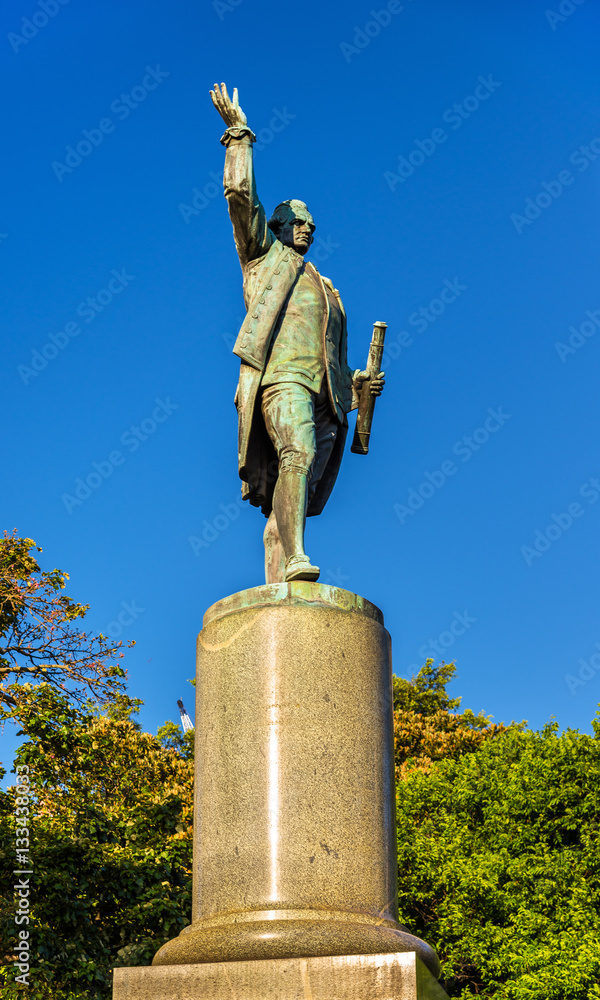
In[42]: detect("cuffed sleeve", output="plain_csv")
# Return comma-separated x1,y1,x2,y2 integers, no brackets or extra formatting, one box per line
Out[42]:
349,370,361,410
220,126,257,147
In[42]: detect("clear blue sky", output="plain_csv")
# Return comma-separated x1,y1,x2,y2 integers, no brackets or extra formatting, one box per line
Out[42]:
2,0,600,774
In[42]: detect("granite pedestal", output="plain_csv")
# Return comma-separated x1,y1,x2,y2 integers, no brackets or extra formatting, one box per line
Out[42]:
113,583,446,999
114,950,447,999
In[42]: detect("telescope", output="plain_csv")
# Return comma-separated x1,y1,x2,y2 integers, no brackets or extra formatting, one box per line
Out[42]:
351,321,387,455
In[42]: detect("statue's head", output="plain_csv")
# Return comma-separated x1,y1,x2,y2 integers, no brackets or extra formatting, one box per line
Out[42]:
268,199,315,256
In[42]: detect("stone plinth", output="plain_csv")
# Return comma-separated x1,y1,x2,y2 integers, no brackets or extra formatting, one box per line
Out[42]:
152,583,438,978
115,951,447,999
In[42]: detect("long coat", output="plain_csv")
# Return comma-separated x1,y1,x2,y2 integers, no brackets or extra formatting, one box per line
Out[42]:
223,136,357,517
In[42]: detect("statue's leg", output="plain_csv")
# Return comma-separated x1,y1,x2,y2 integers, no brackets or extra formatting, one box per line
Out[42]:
261,384,320,582
263,511,285,583
272,468,309,562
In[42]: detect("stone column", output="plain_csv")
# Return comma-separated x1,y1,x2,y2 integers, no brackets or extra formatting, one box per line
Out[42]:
151,582,439,978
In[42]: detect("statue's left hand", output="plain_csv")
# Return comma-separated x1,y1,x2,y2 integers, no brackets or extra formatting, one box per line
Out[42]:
210,83,248,128
354,371,386,396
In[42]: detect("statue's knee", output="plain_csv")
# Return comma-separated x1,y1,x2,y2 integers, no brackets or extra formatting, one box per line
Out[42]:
279,452,315,478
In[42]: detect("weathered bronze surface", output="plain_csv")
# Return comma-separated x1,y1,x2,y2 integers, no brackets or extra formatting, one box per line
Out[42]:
351,322,388,455
202,581,384,627
209,84,385,585
116,952,449,1000
152,583,439,979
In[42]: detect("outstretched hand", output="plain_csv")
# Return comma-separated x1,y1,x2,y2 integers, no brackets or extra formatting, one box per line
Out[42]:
209,82,248,128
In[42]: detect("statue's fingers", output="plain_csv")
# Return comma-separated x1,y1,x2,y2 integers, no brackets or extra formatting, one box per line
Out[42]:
213,84,233,122
221,82,232,106
232,87,240,109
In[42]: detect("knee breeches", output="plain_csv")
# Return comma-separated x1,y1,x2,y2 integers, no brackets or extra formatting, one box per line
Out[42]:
261,381,339,495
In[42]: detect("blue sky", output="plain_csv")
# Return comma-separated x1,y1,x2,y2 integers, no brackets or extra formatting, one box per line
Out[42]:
2,0,600,774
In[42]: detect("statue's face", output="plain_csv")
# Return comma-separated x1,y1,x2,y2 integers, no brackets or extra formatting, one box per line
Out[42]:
278,204,315,256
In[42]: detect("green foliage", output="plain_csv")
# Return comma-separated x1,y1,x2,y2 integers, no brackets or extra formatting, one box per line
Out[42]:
0,532,132,711
393,659,463,715
0,685,193,999
156,720,195,760
396,717,600,999
393,661,509,777
95,692,144,723
1,639,599,1000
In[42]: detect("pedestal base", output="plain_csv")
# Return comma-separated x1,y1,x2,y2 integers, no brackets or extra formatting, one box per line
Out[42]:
114,950,449,1000
116,583,443,998
155,583,443,973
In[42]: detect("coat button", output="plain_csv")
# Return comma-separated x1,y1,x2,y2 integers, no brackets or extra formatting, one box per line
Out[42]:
274,269,280,274
253,313,258,319
266,284,272,289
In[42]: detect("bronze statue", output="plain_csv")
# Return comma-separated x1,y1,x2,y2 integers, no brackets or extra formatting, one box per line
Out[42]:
210,83,385,584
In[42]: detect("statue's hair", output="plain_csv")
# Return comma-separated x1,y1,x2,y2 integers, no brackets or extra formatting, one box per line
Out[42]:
268,199,313,234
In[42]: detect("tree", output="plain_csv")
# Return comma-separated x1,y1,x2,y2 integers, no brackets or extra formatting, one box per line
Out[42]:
393,659,463,715
155,720,195,760
396,716,600,999
394,660,509,778
0,532,131,711
3,650,598,1000
0,684,194,999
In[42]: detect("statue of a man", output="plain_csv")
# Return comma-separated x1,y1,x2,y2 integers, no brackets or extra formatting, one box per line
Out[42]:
210,83,385,584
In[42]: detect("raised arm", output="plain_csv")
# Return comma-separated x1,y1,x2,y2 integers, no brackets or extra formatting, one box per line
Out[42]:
210,83,273,266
